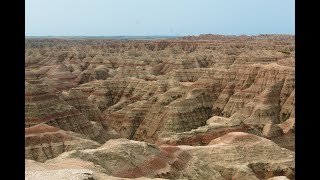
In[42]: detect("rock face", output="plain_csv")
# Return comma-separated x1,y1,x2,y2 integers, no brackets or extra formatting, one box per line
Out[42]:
25,34,295,179
262,122,284,138
60,88,103,123
270,118,295,151
25,80,111,143
25,124,100,162
25,134,294,180
278,118,295,134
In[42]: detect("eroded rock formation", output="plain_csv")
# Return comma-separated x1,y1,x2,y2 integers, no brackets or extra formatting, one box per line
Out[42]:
25,34,295,179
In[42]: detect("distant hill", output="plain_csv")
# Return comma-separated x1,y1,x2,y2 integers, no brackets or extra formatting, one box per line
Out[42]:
25,36,180,40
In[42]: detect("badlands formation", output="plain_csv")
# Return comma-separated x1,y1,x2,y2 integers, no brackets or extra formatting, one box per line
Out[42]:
25,34,295,179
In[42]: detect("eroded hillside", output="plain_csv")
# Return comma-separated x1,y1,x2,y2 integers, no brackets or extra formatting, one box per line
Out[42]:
25,34,295,180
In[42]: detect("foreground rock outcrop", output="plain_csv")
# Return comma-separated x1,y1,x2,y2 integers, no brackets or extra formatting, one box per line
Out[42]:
26,133,294,179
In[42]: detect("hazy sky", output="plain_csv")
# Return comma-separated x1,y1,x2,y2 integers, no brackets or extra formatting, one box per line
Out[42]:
26,0,295,36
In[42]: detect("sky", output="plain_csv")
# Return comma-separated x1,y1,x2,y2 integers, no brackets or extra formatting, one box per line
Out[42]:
25,0,295,36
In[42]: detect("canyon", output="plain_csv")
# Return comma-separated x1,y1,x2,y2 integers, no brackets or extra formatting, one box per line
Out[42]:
25,34,295,179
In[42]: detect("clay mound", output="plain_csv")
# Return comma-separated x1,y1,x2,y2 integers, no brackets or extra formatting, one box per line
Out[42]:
25,124,100,162
25,123,60,135
209,132,264,145
77,64,111,84
181,132,294,179
25,66,52,80
25,80,57,96
25,159,168,180
46,64,77,79
40,77,77,91
38,63,78,91
268,176,290,180
54,139,223,179
157,117,248,146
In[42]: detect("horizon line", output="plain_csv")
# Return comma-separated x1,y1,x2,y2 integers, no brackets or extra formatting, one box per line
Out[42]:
25,33,295,37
